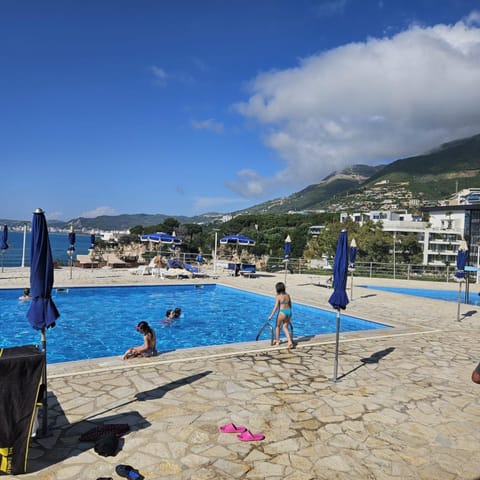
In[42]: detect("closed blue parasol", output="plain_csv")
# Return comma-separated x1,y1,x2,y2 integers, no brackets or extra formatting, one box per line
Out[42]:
329,230,349,311
284,235,291,259
68,227,76,279
68,231,76,253
0,225,8,272
349,238,358,300
455,245,468,280
284,235,291,284
455,242,468,321
26,208,60,435
90,233,96,249
328,230,349,382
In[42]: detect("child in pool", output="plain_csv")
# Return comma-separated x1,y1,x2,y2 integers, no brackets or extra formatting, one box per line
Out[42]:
161,309,175,325
268,282,294,349
19,288,31,300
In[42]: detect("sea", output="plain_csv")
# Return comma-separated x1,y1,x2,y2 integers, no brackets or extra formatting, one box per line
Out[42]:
0,230,94,268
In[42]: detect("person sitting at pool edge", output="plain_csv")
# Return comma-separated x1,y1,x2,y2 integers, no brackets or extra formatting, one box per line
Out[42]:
19,288,31,300
123,321,157,360
472,361,480,384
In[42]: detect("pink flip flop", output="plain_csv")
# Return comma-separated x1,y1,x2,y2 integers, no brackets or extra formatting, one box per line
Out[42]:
219,423,247,433
237,430,265,442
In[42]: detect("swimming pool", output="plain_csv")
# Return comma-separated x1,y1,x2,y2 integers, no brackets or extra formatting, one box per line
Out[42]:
359,285,474,304
1,285,389,363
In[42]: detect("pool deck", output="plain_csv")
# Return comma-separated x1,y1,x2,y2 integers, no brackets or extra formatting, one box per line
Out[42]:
1,267,480,479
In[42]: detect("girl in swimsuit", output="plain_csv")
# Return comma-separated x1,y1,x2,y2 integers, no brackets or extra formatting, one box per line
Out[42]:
268,281,294,349
123,321,157,359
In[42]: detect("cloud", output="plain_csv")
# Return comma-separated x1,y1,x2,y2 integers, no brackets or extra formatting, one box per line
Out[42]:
46,211,63,220
466,10,480,26
225,169,271,197
312,0,347,17
81,206,116,218
150,65,168,86
151,65,196,87
191,118,224,133
232,16,480,198
193,196,249,212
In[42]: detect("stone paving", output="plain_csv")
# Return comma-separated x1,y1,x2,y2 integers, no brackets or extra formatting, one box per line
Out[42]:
1,268,480,479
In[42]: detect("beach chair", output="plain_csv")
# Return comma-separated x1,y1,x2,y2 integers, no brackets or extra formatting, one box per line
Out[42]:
239,264,256,278
104,254,127,268
76,254,99,268
184,262,208,278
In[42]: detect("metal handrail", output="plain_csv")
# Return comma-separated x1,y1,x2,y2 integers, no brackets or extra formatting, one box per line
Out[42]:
256,318,274,344
256,318,294,345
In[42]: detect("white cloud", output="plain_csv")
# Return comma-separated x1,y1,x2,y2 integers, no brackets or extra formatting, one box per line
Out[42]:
466,10,480,26
232,16,480,198
81,206,116,218
46,211,63,220
191,118,224,133
150,65,168,86
193,196,249,212
225,169,271,197
313,0,347,17
151,65,195,87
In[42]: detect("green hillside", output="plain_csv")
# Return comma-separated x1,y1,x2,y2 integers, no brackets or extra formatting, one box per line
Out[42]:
363,133,480,200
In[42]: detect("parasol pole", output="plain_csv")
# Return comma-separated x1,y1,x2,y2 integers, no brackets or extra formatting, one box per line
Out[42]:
21,224,27,268
457,282,462,321
41,327,48,435
333,310,341,382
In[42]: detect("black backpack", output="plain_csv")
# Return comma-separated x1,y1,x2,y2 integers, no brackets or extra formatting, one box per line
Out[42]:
94,432,119,457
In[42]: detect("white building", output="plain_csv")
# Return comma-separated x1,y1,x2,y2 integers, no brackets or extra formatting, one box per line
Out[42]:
340,209,466,266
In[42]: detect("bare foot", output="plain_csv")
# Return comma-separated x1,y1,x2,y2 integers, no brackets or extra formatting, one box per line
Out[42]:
275,341,280,346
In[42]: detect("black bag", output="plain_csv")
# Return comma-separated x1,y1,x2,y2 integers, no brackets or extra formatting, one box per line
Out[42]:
94,432,119,457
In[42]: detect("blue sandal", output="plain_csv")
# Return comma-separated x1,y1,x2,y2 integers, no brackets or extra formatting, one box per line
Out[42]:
115,465,144,480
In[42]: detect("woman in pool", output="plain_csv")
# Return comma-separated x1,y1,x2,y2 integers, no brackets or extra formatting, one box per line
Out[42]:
123,321,157,359
268,281,294,349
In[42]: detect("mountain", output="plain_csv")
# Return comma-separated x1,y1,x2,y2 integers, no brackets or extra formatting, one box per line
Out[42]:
234,132,480,214
3,133,480,230
234,164,383,214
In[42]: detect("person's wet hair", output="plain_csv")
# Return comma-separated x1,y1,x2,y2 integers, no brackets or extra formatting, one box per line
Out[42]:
136,321,152,335
275,282,286,294
174,307,182,318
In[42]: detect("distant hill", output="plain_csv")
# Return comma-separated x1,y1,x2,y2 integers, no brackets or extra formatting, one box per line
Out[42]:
234,132,480,214
234,165,383,214
362,133,480,200
3,133,480,230
0,213,223,232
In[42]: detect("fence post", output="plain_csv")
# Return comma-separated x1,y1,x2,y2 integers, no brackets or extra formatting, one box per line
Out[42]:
369,262,373,278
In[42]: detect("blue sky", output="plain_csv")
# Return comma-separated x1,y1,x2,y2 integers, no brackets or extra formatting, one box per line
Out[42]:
1,0,480,221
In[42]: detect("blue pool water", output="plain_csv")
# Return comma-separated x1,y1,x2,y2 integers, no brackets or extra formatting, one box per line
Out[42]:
360,285,474,304
0,285,389,363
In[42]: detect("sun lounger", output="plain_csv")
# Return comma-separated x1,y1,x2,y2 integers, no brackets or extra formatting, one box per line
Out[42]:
184,262,209,278
129,265,152,275
239,264,256,278
104,254,127,268
75,254,99,268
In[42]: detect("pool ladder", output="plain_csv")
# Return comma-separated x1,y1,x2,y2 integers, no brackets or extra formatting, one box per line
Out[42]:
256,318,294,345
